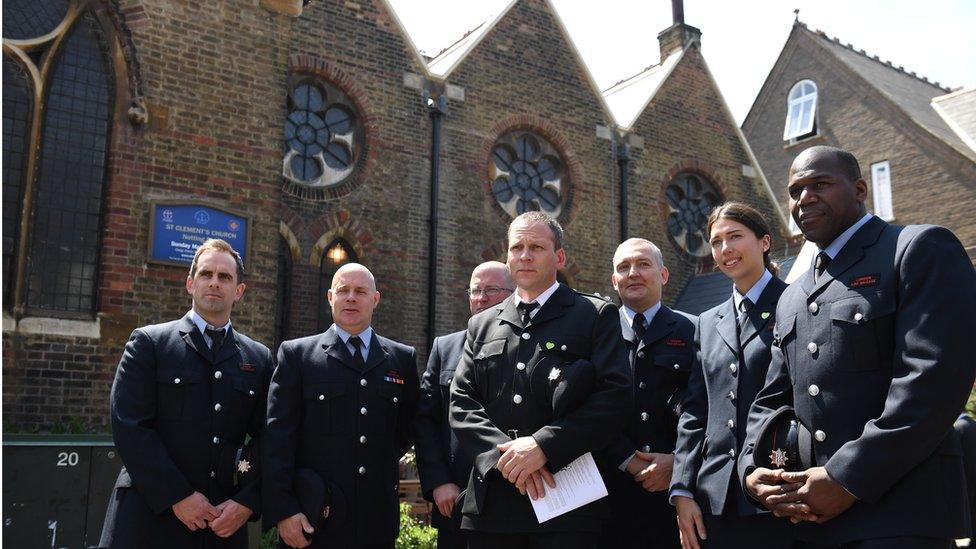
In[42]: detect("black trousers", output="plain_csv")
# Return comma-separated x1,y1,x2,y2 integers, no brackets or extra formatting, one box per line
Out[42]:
466,530,598,549
805,538,953,549
436,524,466,549
698,513,795,549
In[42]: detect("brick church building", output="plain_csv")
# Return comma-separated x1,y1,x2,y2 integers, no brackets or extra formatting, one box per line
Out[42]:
2,0,787,432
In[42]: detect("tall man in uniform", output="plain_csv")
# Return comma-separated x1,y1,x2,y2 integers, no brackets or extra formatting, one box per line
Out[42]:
100,239,273,549
450,211,632,549
598,238,695,549
264,263,419,549
740,146,976,548
416,261,514,549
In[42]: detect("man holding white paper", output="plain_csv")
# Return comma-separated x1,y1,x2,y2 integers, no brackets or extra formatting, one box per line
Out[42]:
449,212,632,548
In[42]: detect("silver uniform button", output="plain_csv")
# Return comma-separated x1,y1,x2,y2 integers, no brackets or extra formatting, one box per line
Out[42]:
854,312,863,322
640,412,649,421
729,363,737,373
808,384,820,397
521,332,530,340
210,471,216,478
673,363,680,370
637,351,644,358
638,382,646,389
359,435,367,444
212,436,220,444
174,377,181,384
214,403,222,412
641,445,651,453
360,379,367,387
214,371,222,379
393,397,398,404
561,345,567,351
319,394,325,401
814,430,826,442
358,466,366,475
727,419,735,428
728,391,736,401
809,302,819,314
516,362,526,370
248,390,255,396
360,407,367,415
807,342,818,354
513,394,523,404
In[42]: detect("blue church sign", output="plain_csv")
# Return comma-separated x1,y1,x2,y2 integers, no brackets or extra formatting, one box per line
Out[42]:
148,201,251,267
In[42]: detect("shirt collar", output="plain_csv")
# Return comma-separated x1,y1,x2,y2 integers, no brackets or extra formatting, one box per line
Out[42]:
333,324,373,351
732,269,773,311
622,301,662,328
190,309,230,334
514,280,560,310
819,213,874,260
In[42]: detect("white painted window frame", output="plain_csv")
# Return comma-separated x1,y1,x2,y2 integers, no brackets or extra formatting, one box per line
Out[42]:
870,160,894,221
783,80,818,141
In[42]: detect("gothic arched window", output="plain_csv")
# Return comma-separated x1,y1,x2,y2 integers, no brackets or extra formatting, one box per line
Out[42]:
317,239,358,332
783,79,818,141
665,173,721,257
3,0,115,317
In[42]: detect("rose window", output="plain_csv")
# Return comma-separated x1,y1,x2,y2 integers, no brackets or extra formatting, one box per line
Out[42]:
666,173,721,257
282,79,359,187
489,132,567,218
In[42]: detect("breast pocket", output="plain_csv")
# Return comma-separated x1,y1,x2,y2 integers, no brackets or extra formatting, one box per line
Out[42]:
829,292,895,371
376,383,404,432
231,375,260,414
473,338,508,401
156,370,204,420
303,382,348,434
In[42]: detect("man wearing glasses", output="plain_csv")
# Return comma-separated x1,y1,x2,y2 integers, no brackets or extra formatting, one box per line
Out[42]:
415,261,514,549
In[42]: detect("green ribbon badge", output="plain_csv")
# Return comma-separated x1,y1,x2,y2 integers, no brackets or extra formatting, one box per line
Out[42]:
545,341,556,350
761,312,771,319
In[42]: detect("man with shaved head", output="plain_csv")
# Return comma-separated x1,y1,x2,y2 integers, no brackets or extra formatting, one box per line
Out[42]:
598,238,695,549
415,261,514,549
264,263,419,548
739,146,976,548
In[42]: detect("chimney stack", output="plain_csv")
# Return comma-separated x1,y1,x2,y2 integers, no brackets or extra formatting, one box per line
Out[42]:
658,0,701,59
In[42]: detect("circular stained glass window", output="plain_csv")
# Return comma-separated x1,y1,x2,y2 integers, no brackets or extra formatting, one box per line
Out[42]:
666,173,721,257
282,79,360,188
489,131,567,218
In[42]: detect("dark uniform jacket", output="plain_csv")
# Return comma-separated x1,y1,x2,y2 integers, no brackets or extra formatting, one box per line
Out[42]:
263,326,419,547
100,313,273,549
449,284,632,533
599,305,695,545
738,218,976,544
672,276,787,517
415,329,470,530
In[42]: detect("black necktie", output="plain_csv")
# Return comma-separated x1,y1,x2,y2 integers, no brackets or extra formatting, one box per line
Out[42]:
737,298,753,327
631,313,646,365
517,301,539,327
348,336,366,369
814,252,831,282
205,327,225,361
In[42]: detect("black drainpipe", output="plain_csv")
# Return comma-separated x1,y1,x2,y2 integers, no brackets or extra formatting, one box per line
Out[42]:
618,142,631,242
426,93,447,347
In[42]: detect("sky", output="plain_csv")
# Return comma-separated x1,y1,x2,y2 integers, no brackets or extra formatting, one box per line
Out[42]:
385,0,976,124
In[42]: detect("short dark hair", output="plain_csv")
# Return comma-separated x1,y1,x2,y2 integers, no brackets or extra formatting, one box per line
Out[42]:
803,145,862,181
189,239,245,281
509,211,565,250
707,202,779,277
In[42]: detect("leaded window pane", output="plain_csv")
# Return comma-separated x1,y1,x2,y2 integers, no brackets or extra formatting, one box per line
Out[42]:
26,10,112,314
283,79,360,188
665,173,721,257
2,0,68,40
489,131,567,218
3,57,33,303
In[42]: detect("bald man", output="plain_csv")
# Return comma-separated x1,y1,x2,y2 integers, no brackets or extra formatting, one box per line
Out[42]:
264,263,419,549
415,262,514,549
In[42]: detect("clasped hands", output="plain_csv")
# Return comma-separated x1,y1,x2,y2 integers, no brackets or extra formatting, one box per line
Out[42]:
744,466,856,524
172,492,252,537
625,451,673,492
496,436,556,500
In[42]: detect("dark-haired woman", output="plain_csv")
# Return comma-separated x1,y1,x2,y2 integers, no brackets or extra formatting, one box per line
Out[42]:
669,202,795,549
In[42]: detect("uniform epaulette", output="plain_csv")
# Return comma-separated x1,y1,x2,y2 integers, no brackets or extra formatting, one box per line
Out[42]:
575,290,613,303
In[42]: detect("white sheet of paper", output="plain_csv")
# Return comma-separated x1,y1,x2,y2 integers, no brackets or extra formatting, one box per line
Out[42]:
530,452,608,523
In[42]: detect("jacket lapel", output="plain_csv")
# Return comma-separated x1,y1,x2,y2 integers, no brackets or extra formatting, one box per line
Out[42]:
362,332,389,373
739,278,786,348
525,284,573,328
496,295,522,330
715,298,739,355
321,327,355,369
179,313,212,363
213,326,241,366
640,306,676,353
810,217,886,296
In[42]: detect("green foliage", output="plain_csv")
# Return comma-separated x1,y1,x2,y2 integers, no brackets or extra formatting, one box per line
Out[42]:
396,502,437,549
257,505,437,549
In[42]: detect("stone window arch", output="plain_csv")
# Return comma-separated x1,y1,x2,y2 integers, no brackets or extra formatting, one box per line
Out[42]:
665,172,722,258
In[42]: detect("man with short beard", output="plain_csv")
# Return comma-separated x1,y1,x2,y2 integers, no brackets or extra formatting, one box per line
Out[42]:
415,261,514,549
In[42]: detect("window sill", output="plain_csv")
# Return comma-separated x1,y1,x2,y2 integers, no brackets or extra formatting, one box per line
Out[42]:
2,312,101,339
783,133,825,149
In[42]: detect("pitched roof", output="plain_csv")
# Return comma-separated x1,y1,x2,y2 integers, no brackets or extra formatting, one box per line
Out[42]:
800,24,976,163
601,50,683,130
425,1,515,79
932,87,976,155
